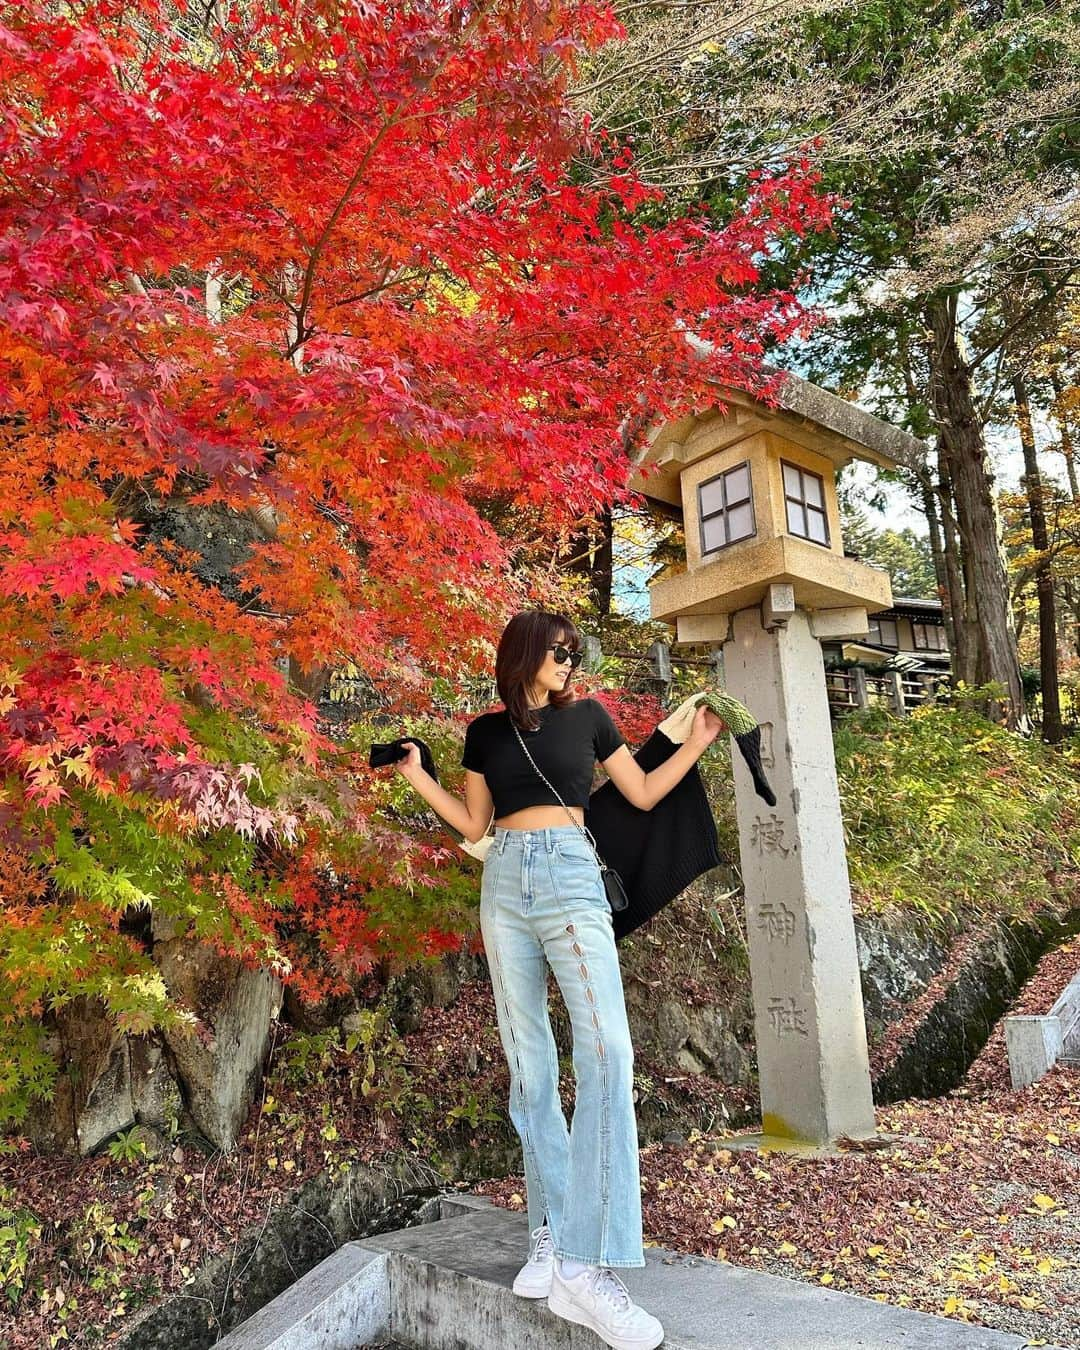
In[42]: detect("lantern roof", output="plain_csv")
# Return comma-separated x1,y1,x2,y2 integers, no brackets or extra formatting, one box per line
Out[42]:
630,361,930,512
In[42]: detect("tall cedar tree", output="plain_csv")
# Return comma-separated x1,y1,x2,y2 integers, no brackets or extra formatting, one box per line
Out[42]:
594,0,1078,724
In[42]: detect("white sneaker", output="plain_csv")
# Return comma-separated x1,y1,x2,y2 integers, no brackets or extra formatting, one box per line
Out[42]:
547,1262,664,1349
512,1223,555,1298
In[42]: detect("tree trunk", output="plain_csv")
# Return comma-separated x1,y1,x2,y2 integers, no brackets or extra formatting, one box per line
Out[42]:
1048,368,1080,662
936,445,972,682
1012,599,1027,647
283,259,305,371
1049,366,1080,502
920,477,947,605
206,260,223,326
925,295,1025,726
1013,375,1063,744
558,508,614,615
1066,579,1080,660
898,330,961,675
591,506,614,616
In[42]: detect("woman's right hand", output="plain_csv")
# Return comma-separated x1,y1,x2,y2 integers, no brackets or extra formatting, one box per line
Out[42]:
395,740,423,776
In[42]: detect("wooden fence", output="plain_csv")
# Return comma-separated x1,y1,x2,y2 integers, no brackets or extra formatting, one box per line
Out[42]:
586,637,948,721
824,666,949,718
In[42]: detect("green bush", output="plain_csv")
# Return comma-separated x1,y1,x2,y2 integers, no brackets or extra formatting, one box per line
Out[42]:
0,1185,42,1308
834,703,1080,932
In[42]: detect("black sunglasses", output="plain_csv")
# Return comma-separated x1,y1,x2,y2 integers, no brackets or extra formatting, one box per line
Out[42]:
547,643,583,668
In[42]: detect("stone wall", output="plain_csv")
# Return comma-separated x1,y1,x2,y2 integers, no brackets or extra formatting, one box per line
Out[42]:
115,1157,444,1349
23,871,1077,1160
860,904,1080,1102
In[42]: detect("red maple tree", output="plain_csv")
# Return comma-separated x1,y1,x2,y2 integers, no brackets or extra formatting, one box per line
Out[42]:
0,0,832,1119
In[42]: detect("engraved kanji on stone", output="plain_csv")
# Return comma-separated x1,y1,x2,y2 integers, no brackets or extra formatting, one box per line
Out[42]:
767,996,809,1038
751,813,790,857
757,901,796,944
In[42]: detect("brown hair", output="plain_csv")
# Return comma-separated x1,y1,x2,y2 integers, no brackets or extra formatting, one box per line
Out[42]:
496,609,582,732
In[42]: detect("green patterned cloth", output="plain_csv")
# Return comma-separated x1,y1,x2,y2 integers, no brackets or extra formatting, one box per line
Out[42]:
696,690,759,737
694,689,776,806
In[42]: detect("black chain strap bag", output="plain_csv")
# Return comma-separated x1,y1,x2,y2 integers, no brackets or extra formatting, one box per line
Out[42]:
511,723,630,913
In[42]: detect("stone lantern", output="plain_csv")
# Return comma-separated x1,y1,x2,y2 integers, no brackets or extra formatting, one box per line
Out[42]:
628,370,929,1150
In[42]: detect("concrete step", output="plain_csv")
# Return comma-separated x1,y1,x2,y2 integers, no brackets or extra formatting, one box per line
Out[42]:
217,1193,1064,1350
1004,968,1080,1088
370,1197,1057,1350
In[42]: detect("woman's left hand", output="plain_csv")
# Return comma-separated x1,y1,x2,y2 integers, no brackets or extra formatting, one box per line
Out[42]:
688,703,725,752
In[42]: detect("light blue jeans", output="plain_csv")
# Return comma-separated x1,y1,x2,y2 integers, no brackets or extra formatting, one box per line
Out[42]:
479,823,645,1268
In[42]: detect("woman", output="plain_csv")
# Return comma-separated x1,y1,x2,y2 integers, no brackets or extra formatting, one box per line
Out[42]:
395,609,722,1350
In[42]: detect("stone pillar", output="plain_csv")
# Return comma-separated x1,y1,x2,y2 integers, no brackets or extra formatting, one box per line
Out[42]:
723,599,876,1145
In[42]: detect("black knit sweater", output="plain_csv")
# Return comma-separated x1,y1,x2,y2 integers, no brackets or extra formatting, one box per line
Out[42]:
585,727,727,942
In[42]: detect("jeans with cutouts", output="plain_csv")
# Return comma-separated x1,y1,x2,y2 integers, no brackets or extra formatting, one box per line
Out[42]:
480,823,645,1268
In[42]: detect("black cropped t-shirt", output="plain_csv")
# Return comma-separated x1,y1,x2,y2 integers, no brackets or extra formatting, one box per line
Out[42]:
461,698,627,817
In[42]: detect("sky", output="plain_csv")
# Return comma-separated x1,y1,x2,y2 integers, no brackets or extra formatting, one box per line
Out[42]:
845,409,1069,533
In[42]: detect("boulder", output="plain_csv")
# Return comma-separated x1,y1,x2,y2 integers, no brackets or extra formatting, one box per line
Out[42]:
124,1123,168,1159
854,910,947,1044
281,982,358,1034
21,1007,187,1156
56,998,135,1155
157,939,282,1151
75,1033,133,1154
130,1035,182,1131
639,1000,752,1083
683,1006,752,1084
383,948,488,1034
22,1027,78,1154
138,500,263,607
652,1000,692,1062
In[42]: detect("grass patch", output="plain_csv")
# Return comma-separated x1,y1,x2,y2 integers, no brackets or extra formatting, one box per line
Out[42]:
835,705,1080,932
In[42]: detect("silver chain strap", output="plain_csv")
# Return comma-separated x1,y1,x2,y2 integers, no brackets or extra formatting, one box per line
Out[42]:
512,722,606,867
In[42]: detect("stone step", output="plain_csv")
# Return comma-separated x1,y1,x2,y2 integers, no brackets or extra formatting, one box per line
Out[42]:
1004,969,1080,1088
217,1193,1065,1350
374,1197,1059,1350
